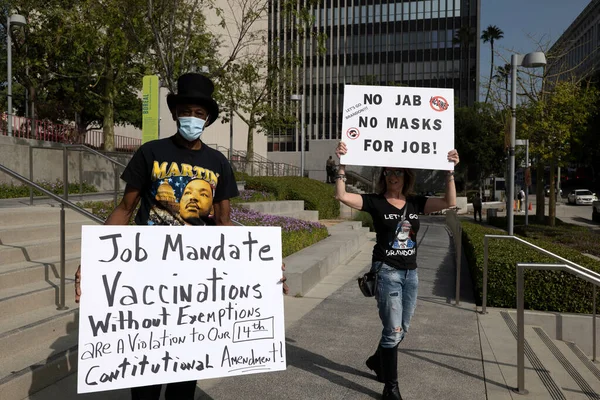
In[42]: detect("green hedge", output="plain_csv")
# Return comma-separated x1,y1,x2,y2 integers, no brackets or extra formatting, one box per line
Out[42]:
234,171,251,182
462,220,600,313
243,176,340,219
1,180,98,199
487,215,600,258
353,211,374,231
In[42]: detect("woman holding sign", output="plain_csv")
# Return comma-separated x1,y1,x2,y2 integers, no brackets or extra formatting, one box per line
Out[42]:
334,141,459,400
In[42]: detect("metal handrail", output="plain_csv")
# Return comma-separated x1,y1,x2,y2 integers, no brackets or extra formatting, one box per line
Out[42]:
0,163,104,311
345,170,375,192
207,144,301,177
30,144,126,207
63,144,126,168
482,234,600,314
515,262,599,394
445,210,462,306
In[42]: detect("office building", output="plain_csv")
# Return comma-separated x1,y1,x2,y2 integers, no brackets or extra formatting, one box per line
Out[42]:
267,0,481,176
548,0,600,80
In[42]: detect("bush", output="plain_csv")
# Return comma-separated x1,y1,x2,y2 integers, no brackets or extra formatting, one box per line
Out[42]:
77,199,136,224
487,215,600,258
234,171,251,182
353,211,374,231
230,190,276,205
462,220,600,313
243,176,340,219
231,207,328,257
0,180,98,199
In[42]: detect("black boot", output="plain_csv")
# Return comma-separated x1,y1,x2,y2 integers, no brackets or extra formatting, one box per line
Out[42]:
365,346,384,383
380,345,402,400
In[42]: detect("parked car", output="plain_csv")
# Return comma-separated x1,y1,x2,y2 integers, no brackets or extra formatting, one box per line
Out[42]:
593,200,600,222
544,185,563,198
567,189,597,205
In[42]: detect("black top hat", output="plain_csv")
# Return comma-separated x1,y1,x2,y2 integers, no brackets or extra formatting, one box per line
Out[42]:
166,73,219,126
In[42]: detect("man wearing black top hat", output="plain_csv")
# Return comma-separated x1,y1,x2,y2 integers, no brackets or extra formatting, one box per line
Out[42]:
75,73,289,398
74,73,269,399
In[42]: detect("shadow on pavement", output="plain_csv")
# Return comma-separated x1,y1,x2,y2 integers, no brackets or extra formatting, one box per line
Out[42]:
398,348,513,391
283,341,381,399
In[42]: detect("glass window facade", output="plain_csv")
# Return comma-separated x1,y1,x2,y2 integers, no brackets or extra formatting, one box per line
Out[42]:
268,0,480,151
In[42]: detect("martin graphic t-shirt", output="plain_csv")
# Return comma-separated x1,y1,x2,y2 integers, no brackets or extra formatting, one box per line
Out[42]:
361,193,427,270
121,136,239,226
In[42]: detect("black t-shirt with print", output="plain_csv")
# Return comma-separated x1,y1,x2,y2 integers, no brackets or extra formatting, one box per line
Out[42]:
121,136,239,226
360,193,427,270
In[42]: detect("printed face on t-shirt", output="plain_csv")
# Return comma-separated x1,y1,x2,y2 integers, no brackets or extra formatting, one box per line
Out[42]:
179,179,213,223
149,161,218,225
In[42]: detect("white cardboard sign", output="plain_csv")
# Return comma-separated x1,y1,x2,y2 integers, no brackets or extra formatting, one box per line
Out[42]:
77,225,285,393
340,85,455,171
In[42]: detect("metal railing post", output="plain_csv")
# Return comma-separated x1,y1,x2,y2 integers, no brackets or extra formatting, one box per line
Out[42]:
63,147,68,202
79,150,83,198
57,202,68,310
515,263,527,394
113,164,119,208
594,285,597,362
29,146,33,205
482,236,488,314
455,213,462,306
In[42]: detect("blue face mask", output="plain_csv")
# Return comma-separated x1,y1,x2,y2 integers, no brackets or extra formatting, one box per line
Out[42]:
178,117,207,141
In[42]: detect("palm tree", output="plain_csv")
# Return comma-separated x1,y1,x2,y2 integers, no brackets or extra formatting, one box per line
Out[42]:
452,26,476,104
481,25,504,104
493,63,511,105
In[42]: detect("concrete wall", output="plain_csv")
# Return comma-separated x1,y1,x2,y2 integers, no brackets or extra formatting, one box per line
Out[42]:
0,136,131,192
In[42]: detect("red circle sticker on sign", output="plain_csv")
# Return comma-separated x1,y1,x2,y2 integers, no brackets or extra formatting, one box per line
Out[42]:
346,128,360,140
430,96,449,112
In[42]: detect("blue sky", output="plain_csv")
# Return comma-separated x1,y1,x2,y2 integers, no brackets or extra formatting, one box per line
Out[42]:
479,0,591,98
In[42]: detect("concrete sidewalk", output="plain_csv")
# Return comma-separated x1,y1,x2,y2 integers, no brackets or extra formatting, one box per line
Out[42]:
197,217,485,400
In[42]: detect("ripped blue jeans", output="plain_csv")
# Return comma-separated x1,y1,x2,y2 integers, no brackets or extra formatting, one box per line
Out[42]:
373,261,419,348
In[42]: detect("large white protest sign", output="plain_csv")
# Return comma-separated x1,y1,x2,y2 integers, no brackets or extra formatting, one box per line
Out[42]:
77,225,285,393
340,85,455,170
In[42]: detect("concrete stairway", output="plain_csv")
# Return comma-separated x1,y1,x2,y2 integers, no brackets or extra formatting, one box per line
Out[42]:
0,206,100,400
480,309,600,399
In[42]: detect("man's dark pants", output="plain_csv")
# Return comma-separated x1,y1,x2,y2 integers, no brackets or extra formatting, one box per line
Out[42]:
474,207,482,222
131,381,197,400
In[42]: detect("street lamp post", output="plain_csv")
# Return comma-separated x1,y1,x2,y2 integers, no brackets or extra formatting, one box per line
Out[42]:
6,14,27,137
508,52,546,236
290,94,305,177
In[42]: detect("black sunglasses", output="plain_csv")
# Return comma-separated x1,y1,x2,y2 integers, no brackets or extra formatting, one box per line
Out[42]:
383,170,405,177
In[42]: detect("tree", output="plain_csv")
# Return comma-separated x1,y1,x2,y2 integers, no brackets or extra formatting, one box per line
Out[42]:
454,103,505,194
481,25,504,104
218,57,296,173
213,0,324,174
520,79,598,226
133,0,220,93
9,0,150,150
493,63,511,106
